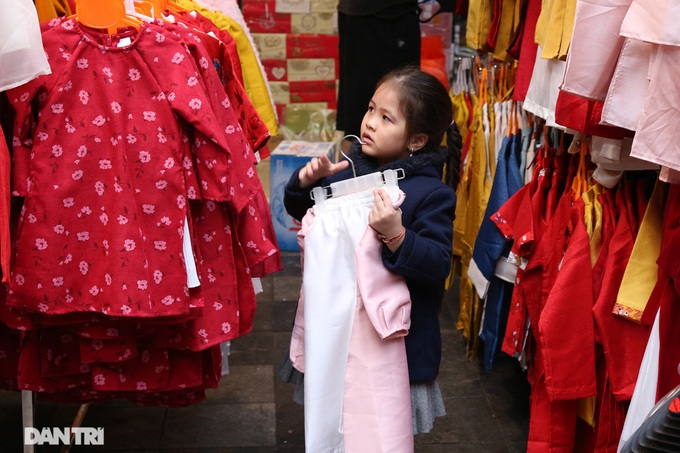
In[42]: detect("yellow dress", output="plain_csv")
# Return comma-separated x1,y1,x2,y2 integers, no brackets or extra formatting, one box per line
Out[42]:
175,0,279,136
34,0,72,23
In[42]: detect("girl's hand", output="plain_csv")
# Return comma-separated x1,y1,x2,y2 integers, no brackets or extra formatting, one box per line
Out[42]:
298,154,349,188
369,189,405,249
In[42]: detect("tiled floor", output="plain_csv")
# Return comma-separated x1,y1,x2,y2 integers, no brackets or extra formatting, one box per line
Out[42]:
0,252,531,452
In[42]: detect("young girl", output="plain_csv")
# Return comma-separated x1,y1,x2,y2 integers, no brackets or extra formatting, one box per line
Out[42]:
282,65,462,449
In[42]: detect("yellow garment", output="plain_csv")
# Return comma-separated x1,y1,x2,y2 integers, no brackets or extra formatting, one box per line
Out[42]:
465,0,494,52
34,0,72,23
492,0,518,61
575,184,603,427
534,0,577,60
174,0,279,136
450,92,474,261
455,97,492,358
613,179,667,322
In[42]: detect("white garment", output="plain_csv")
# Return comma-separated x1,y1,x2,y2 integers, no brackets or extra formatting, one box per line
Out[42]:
523,46,567,129
301,185,410,453
0,0,51,92
617,308,661,452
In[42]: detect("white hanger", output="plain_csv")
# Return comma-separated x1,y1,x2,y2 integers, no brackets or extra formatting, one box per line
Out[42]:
311,135,405,205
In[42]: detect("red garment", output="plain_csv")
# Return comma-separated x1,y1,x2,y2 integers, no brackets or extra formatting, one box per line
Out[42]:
512,0,541,102
554,91,635,139
0,127,9,283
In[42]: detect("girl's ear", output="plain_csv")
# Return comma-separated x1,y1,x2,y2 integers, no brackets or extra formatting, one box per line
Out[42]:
409,134,428,153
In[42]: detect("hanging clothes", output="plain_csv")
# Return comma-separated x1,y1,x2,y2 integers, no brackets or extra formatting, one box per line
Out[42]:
289,186,413,453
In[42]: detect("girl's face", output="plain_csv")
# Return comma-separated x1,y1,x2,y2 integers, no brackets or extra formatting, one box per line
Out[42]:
360,83,411,166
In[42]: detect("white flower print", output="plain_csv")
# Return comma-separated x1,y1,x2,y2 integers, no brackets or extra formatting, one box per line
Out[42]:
158,217,170,226
63,80,72,91
99,159,112,170
62,253,72,265
105,273,112,285
161,296,174,305
53,224,65,234
157,131,167,143
51,104,64,114
155,32,165,42
177,195,186,209
142,204,155,214
154,241,167,251
187,76,198,86
35,238,48,250
137,280,148,290
128,68,141,81
121,305,132,315
15,274,25,285
52,277,64,287
188,98,202,110
143,111,156,121
213,301,222,311
79,90,89,104
123,239,135,250
65,123,76,133
206,201,216,212
225,124,235,134
89,286,100,296
171,52,185,64
38,303,49,312
63,198,74,208
99,212,108,224
72,170,83,180
155,180,168,190
139,150,151,163
79,261,89,274
221,97,231,109
168,91,176,101
81,206,92,215
92,115,107,126
164,158,174,169
77,145,88,157
125,134,137,144
221,323,231,334
153,270,163,284
95,181,105,196
27,213,37,223
111,101,121,113
36,131,48,141
199,57,209,69
203,233,213,242
118,216,129,225
106,328,118,337
182,156,192,169
65,294,74,303
136,381,147,391
198,329,208,338
102,67,113,78
119,373,127,383
187,186,197,198
76,58,89,69
94,374,105,386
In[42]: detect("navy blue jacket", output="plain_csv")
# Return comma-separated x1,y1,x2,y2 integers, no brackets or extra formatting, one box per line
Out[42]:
284,142,456,382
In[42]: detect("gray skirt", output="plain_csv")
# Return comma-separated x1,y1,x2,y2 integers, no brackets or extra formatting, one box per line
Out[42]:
277,355,445,435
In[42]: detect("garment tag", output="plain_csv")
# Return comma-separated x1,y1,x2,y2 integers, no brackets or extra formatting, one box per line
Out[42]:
117,37,132,47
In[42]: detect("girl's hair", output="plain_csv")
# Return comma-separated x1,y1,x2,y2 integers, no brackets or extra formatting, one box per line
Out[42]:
376,65,463,190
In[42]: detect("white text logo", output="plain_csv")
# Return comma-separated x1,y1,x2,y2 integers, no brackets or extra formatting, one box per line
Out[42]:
24,427,104,445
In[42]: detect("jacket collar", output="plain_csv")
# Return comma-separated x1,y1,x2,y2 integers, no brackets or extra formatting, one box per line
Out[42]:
346,142,447,179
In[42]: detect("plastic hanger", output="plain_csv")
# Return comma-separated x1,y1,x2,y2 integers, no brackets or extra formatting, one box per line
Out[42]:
311,135,405,204
75,0,143,34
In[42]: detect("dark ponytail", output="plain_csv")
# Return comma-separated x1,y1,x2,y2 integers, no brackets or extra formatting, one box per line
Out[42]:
444,121,463,191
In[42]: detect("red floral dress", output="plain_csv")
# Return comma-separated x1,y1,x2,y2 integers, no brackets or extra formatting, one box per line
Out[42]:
3,17,281,405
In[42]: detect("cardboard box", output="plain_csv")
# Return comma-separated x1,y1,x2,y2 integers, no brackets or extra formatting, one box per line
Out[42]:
269,140,337,251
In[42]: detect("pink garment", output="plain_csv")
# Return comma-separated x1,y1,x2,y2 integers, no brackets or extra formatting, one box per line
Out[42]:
289,187,413,453
620,0,680,45
601,37,652,131
560,0,633,101
629,45,680,172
